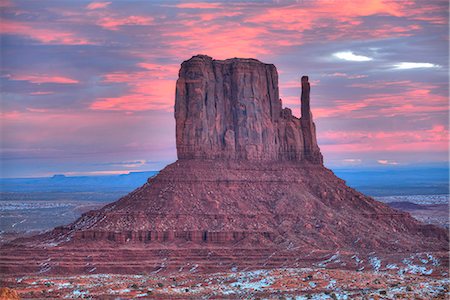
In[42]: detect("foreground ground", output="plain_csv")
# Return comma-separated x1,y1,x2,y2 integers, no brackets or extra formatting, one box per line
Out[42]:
1,266,448,299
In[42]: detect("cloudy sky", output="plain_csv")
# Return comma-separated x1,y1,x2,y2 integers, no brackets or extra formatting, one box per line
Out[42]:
1,0,448,177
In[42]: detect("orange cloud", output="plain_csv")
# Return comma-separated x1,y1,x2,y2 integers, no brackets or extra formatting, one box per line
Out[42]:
10,74,79,84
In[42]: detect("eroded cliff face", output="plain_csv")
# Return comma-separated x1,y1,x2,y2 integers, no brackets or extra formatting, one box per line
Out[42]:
175,55,322,163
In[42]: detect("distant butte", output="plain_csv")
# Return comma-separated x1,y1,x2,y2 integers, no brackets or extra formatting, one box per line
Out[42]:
175,55,322,163
0,55,448,275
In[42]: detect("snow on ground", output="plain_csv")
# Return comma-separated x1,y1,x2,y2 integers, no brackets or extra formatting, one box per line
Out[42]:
5,266,449,299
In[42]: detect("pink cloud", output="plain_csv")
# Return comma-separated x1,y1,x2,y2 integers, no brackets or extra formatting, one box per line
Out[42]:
1,111,21,120
101,64,178,83
10,74,79,84
239,1,433,43
325,73,368,79
313,81,448,119
90,94,163,111
1,109,175,171
29,91,55,95
91,64,177,111
377,159,399,165
86,2,111,10
152,0,434,61
0,0,13,7
97,15,154,30
26,107,50,113
0,20,93,45
244,0,406,31
162,24,270,59
175,3,224,9
320,125,449,154
280,79,320,89
349,80,418,89
137,63,179,78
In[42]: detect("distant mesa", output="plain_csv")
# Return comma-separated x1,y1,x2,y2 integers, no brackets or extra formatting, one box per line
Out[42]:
0,55,447,276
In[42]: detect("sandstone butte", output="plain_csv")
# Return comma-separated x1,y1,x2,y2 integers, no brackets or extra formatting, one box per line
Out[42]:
0,55,448,276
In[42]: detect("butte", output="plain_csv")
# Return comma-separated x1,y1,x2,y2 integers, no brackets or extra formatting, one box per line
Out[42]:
1,55,448,275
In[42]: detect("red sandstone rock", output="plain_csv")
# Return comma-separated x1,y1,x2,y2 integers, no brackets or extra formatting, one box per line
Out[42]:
175,55,322,163
0,287,19,300
0,55,447,276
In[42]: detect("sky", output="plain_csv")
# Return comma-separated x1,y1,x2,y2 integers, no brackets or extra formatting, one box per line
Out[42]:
0,0,448,178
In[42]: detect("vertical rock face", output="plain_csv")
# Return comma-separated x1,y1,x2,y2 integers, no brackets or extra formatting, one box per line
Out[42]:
175,55,323,163
300,76,323,163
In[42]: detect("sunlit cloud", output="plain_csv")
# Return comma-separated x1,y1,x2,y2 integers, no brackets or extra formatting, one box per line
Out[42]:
1,111,21,120
333,51,373,62
342,158,362,164
26,108,50,113
314,80,448,120
1,20,94,45
161,24,271,59
174,2,223,9
97,15,154,30
9,74,79,84
393,62,440,69
320,125,449,154
377,159,399,165
86,2,111,10
324,73,368,79
29,91,55,95
1,0,448,176
91,64,176,111
89,94,165,111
